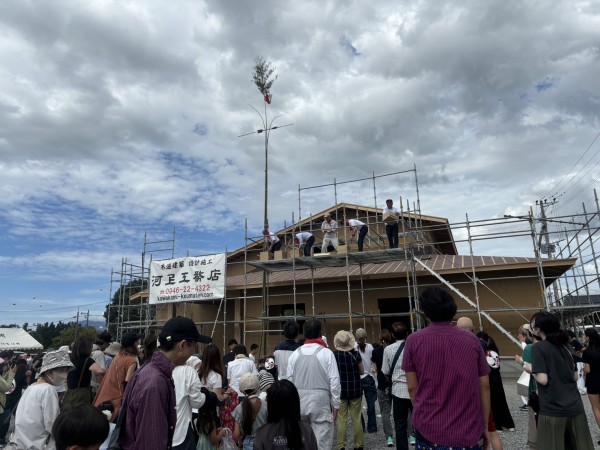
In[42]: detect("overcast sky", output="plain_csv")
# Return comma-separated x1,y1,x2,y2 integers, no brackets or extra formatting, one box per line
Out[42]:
1,0,599,326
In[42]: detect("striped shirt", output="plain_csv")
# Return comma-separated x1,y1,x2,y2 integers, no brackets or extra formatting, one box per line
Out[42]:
382,340,409,399
401,322,490,447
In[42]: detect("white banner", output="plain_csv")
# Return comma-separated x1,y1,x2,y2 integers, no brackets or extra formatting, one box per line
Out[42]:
149,254,226,304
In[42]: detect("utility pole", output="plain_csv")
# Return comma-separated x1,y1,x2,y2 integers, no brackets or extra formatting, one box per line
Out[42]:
75,307,80,339
86,309,89,327
537,198,560,306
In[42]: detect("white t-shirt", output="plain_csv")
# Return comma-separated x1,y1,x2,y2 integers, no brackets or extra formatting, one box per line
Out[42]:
295,232,313,245
227,356,258,396
91,349,106,390
172,365,205,446
347,219,366,231
356,343,374,379
12,382,60,450
201,370,223,391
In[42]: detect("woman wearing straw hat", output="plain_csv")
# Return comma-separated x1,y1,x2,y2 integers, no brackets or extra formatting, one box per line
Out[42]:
11,348,75,450
333,330,364,450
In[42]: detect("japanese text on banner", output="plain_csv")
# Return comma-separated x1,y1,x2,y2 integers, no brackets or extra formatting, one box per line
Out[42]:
149,254,226,304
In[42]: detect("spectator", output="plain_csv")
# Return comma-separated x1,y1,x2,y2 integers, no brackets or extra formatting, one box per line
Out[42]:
355,328,377,434
172,359,206,450
402,286,490,449
228,345,258,400
286,318,341,450
90,331,112,395
52,403,109,450
233,373,268,450
382,322,414,449
476,331,515,432
333,330,364,450
582,328,600,444
274,320,301,380
253,380,318,450
93,332,140,421
249,343,259,363
199,344,228,402
223,338,238,369
116,316,212,449
516,330,541,450
64,335,106,406
140,334,158,366
196,398,227,450
531,311,594,449
0,357,16,447
371,329,395,448
567,329,587,395
258,370,275,399
11,348,75,449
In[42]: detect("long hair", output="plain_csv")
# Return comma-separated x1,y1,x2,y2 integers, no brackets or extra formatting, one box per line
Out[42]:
196,405,216,436
71,336,93,360
199,344,224,383
585,328,600,359
531,312,567,346
241,395,257,437
476,331,499,354
265,380,303,450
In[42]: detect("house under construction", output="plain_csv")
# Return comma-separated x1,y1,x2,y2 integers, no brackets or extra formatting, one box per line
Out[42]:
107,171,600,357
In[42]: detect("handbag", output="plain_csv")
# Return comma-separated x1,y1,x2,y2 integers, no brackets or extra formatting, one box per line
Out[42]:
516,370,530,397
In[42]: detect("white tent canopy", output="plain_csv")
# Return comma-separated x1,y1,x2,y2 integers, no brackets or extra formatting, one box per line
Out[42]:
0,327,43,351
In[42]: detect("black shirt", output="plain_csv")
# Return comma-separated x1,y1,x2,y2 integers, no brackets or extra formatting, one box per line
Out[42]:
67,357,94,389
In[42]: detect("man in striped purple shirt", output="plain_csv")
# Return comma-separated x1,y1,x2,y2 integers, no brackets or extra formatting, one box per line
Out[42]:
401,287,491,449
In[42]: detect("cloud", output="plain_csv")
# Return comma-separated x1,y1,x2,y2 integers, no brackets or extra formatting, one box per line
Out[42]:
1,0,600,322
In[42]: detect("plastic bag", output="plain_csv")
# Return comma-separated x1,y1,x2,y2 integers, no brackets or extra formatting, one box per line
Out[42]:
220,427,237,450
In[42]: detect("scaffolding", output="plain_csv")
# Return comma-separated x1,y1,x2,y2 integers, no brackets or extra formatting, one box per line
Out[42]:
108,165,600,356
107,229,175,340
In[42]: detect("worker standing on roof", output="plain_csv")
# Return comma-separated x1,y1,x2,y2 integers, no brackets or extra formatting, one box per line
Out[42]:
383,199,400,249
321,213,339,252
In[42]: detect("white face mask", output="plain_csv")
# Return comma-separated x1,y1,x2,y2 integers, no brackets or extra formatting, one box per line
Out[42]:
47,370,68,386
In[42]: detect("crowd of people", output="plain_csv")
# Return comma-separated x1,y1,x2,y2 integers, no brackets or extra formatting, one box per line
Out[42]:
1,286,600,449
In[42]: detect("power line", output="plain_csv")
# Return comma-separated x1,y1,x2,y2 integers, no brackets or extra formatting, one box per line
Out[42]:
544,128,600,200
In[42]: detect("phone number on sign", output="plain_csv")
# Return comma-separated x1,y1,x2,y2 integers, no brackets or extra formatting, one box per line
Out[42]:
159,285,212,295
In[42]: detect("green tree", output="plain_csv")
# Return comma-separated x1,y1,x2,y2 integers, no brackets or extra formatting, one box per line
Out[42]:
252,56,278,98
104,278,149,337
30,321,70,349
51,325,98,349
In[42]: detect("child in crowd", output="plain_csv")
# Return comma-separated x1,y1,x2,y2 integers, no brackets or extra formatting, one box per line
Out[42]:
232,373,268,450
52,403,110,450
196,401,227,450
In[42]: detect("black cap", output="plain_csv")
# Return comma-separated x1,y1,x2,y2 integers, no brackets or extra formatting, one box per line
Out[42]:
121,332,140,348
159,317,212,344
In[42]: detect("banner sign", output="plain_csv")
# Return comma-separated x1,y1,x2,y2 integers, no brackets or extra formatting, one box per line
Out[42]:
149,253,226,304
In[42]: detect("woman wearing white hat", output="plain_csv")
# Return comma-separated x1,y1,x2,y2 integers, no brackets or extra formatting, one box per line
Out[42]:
11,348,75,450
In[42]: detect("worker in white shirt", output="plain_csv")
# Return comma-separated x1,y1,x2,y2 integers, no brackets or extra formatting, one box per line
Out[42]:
382,199,400,248
346,219,368,252
295,231,315,257
262,229,282,254
320,213,339,252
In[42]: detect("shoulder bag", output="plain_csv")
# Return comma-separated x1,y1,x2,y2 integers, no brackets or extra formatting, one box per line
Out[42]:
63,357,92,406
384,341,406,386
